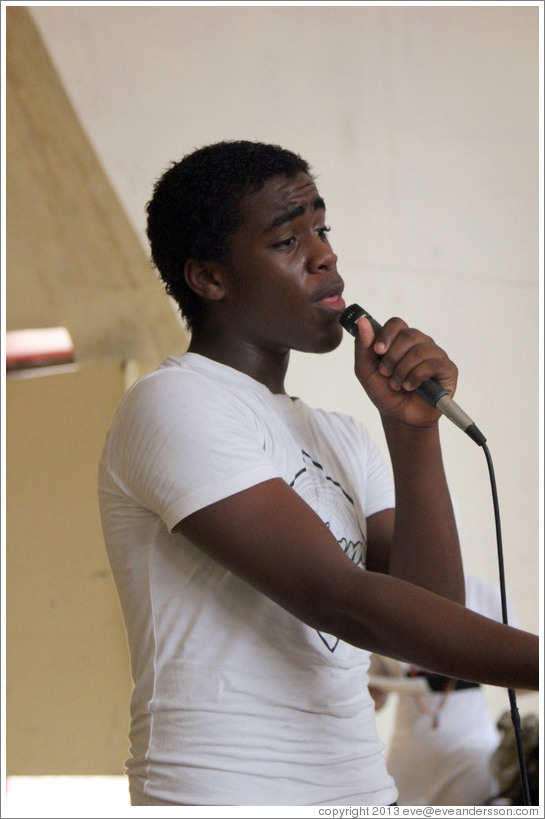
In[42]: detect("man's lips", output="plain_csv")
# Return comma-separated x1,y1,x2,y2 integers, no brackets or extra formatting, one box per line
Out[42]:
315,293,346,313
314,282,346,314
314,276,346,314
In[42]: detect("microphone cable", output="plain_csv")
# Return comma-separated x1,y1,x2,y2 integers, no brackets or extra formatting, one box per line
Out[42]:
481,441,532,806
340,304,533,805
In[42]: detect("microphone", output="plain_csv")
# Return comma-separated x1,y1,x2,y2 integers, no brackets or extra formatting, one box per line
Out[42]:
340,303,486,446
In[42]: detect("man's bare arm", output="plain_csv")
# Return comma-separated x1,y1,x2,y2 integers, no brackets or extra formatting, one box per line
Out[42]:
176,477,538,691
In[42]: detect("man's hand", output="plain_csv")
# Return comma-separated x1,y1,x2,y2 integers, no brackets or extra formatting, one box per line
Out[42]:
353,316,459,427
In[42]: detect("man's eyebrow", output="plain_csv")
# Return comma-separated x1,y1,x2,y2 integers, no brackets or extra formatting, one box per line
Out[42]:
264,195,326,233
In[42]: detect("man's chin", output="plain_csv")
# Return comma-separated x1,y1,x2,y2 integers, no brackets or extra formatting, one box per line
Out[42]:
300,327,344,355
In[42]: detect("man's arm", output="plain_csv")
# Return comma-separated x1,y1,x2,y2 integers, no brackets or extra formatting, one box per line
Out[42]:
355,316,464,604
175,476,537,690
366,423,464,601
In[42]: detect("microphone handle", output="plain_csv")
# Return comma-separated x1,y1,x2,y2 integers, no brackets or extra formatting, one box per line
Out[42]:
340,303,486,446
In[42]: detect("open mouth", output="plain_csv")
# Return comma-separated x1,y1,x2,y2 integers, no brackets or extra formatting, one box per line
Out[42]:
315,292,346,314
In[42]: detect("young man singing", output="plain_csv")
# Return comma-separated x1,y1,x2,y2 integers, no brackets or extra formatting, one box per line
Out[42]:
98,140,538,807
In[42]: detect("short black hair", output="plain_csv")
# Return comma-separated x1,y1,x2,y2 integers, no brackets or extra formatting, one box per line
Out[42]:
146,140,312,330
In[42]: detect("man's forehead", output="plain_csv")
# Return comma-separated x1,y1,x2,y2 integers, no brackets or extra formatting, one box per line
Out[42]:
240,172,325,231
265,172,320,203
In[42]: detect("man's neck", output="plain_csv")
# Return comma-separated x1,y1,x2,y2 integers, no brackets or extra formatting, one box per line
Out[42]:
187,334,290,395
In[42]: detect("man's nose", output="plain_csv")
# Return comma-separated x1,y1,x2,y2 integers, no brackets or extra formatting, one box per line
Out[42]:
308,236,337,274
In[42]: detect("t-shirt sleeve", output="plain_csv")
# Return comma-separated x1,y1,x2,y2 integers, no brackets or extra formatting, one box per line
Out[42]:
104,370,281,532
353,418,395,518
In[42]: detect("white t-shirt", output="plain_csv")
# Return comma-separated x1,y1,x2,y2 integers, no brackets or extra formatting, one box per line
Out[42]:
98,352,397,806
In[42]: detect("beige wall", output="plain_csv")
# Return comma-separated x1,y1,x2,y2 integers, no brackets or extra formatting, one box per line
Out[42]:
7,363,132,774
6,7,183,774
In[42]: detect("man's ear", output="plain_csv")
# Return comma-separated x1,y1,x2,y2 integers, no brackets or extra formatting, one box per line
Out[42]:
184,259,227,302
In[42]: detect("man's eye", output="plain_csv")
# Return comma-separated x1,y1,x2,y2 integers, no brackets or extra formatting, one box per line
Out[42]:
274,236,296,249
316,226,331,240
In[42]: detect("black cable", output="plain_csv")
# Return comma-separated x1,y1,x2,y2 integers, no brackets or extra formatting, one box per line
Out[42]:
481,441,532,806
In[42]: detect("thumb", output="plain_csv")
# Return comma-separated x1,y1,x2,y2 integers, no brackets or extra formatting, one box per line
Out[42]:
355,316,376,349
354,316,381,387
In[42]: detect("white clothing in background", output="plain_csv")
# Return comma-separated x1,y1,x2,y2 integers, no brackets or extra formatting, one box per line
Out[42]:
371,575,505,806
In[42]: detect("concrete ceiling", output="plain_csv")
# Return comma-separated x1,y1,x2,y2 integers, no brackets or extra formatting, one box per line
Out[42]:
6,6,187,366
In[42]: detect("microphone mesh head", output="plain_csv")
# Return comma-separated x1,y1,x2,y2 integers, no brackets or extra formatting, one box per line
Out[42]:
340,304,365,337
